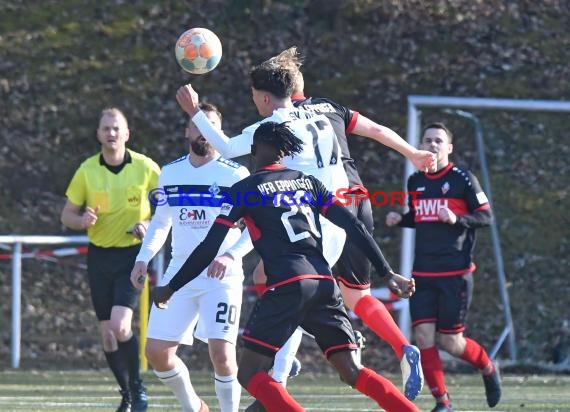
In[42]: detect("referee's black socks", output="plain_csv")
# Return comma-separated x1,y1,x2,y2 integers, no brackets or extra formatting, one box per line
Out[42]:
118,334,141,384
104,349,129,390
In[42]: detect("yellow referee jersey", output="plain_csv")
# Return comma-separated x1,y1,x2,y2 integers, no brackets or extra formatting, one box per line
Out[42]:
65,149,160,248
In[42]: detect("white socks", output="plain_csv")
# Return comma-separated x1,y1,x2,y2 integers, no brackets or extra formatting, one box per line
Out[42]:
154,358,202,412
214,373,241,412
271,327,304,386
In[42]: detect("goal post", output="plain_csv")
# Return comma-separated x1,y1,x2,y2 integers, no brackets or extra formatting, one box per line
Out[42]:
398,96,570,362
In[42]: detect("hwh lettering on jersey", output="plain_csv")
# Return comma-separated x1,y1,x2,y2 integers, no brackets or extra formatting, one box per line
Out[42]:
413,198,469,222
415,198,448,221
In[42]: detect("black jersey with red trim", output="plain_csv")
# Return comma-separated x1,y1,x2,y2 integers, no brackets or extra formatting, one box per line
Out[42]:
167,164,394,292
399,163,492,277
292,95,364,190
217,164,335,287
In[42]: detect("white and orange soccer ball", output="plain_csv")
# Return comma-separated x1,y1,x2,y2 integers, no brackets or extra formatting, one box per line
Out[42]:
174,27,222,75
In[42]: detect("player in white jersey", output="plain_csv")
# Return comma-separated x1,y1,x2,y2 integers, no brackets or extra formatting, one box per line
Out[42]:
130,103,252,412
176,59,348,268
175,52,367,403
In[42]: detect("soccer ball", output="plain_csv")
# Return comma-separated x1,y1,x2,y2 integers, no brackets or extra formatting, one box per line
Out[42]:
175,28,222,75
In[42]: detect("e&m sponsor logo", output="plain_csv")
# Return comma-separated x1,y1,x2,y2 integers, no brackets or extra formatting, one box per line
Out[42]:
179,208,206,221
178,208,211,228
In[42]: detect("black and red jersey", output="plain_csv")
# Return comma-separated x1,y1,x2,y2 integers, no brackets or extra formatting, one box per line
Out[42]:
168,165,393,292
399,163,492,277
216,165,333,287
292,95,364,190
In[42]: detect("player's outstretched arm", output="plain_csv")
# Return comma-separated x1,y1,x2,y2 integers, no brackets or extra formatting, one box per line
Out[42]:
176,84,201,116
176,84,252,158
352,115,436,172
324,203,414,298
324,202,392,277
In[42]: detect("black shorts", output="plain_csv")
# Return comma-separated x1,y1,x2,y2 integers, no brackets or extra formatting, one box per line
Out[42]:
242,278,357,358
334,194,374,289
87,243,141,321
409,273,474,334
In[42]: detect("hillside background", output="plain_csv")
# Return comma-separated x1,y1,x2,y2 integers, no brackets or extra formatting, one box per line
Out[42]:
1,0,569,372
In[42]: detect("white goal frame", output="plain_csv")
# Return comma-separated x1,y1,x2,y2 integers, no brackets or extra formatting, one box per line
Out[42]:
398,96,570,361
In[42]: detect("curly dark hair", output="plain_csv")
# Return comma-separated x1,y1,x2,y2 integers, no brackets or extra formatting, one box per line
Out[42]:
253,121,304,157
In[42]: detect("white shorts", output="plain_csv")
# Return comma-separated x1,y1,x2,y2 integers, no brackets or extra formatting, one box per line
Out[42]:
320,217,346,267
146,282,242,346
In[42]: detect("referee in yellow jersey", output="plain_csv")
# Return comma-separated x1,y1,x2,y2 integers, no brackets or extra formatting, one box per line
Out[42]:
61,107,160,412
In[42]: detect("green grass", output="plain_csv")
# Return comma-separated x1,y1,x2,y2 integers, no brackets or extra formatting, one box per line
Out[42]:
0,370,569,411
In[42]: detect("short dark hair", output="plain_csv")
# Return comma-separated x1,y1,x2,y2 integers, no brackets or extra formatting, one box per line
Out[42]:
199,102,222,122
254,121,303,157
422,122,453,142
250,58,295,99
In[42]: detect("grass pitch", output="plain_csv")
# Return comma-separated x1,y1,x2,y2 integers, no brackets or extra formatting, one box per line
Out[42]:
0,369,569,411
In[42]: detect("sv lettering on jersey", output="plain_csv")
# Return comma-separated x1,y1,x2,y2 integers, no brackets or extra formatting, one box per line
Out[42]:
414,198,449,221
288,110,315,120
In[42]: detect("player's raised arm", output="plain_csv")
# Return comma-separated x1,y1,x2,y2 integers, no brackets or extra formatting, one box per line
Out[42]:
351,114,436,172
176,84,253,158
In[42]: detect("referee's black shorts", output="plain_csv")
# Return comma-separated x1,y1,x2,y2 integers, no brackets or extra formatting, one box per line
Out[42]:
87,243,141,321
242,278,357,358
334,194,375,289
